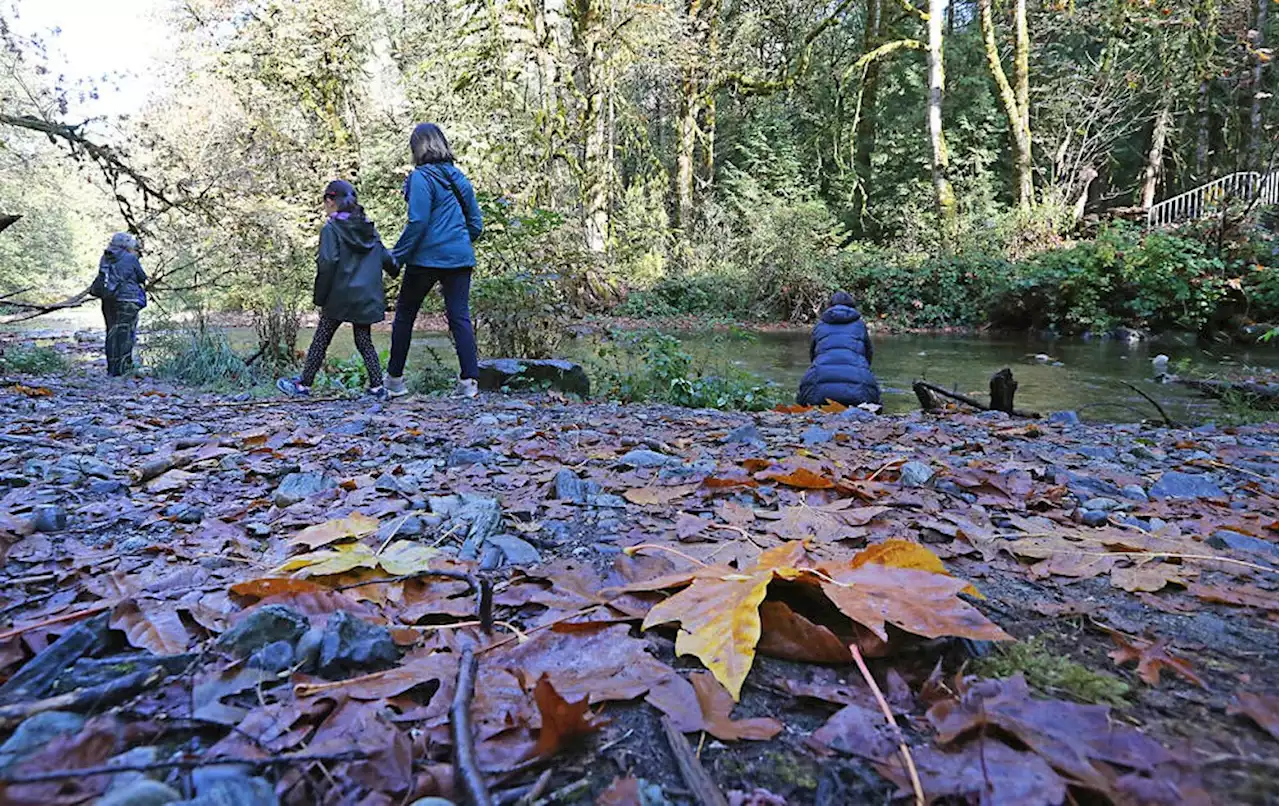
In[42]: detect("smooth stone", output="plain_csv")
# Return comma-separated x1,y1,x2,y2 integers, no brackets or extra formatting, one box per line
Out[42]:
119,536,152,554
1082,497,1123,512
934,479,977,504
487,534,541,566
801,425,834,445
618,449,678,469
318,612,398,679
898,461,935,488
273,472,336,508
836,407,876,422
164,504,204,524
1207,531,1279,558
553,468,599,503
430,494,503,560
447,447,496,467
31,504,67,532
97,779,182,806
1076,445,1117,460
723,424,764,445
180,772,278,806
586,493,627,508
0,711,86,771
330,419,369,436
248,640,295,674
1121,484,1149,502
1057,469,1124,501
294,627,323,673
103,746,162,792
1149,471,1226,500
1080,510,1109,527
89,479,129,495
1048,411,1081,425
216,605,308,658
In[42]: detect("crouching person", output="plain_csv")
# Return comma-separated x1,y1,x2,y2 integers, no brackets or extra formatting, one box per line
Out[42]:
796,291,881,407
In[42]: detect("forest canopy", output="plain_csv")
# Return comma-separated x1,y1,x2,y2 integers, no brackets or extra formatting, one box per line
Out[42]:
0,0,1275,333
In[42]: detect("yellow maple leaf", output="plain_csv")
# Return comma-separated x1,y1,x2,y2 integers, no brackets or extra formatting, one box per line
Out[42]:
290,512,380,550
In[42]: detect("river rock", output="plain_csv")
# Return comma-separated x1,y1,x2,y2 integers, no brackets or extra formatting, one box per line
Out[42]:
294,627,323,672
487,534,542,566
586,493,627,508
216,605,308,658
723,423,764,446
248,640,295,674
1121,484,1148,502
1149,471,1226,500
1082,497,1123,512
32,504,67,532
430,494,503,559
0,711,86,771
477,358,590,397
0,613,110,704
89,479,129,496
447,447,497,467
898,461,935,488
801,425,834,445
1080,510,1109,527
273,472,336,508
102,745,162,792
1207,531,1279,558
1048,411,1081,426
618,449,678,469
164,503,204,524
1056,470,1124,501
318,612,398,678
183,767,278,806
553,468,600,503
98,780,182,806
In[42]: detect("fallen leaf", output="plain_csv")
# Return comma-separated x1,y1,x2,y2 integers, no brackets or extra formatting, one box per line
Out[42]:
290,512,380,550
9,384,53,397
275,543,381,577
377,541,441,575
772,404,812,414
1109,563,1194,593
1187,581,1279,611
808,702,899,761
146,469,197,494
530,674,609,758
675,513,711,541
757,601,851,663
764,501,876,542
689,671,782,741
1227,693,1279,738
623,484,700,506
880,739,1067,806
110,600,190,655
818,400,848,413
851,538,980,597
756,466,834,489
229,578,330,599
1107,632,1205,688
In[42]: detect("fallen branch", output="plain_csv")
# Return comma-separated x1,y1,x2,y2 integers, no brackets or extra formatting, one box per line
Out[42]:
0,288,93,325
849,642,924,806
912,379,1040,419
0,668,164,729
1175,378,1278,407
451,646,493,806
660,716,729,806
1120,382,1176,427
0,751,370,784
0,603,111,642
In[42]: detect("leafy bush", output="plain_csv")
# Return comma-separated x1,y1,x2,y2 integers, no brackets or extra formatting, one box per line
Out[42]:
589,330,785,411
149,326,256,388
0,344,70,375
471,271,569,358
410,343,457,395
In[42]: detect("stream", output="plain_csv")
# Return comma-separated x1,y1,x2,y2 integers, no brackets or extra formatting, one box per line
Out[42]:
7,310,1277,422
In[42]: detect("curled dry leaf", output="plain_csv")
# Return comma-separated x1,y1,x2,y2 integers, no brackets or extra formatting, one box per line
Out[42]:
1109,563,1195,593
757,601,851,664
110,599,190,655
755,466,834,490
1227,692,1279,738
689,671,782,741
290,512,380,550
1107,632,1206,688
623,484,700,506
879,739,1067,806
274,540,438,578
1187,581,1279,611
229,577,330,599
530,674,610,758
808,702,899,761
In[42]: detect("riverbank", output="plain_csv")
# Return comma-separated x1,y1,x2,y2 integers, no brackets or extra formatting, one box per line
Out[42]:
0,368,1274,804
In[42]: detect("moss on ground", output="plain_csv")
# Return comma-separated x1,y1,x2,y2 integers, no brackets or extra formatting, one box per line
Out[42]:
974,635,1130,706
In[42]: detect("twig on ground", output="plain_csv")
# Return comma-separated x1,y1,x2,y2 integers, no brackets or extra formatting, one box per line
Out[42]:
516,769,554,805
0,751,371,784
661,715,728,806
848,642,925,806
451,646,492,806
0,603,111,641
1120,382,1176,427
0,433,64,449
0,668,165,729
529,776,590,806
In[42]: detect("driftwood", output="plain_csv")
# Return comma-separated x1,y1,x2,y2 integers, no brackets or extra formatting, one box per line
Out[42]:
0,668,165,730
451,646,492,806
1120,382,1177,427
913,369,1040,419
1175,378,1278,408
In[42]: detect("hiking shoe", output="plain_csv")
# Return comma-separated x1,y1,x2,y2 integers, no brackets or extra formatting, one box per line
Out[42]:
276,377,311,397
366,385,388,401
386,375,410,398
452,378,479,399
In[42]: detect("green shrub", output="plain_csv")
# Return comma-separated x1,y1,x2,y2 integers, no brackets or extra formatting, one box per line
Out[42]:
410,343,456,395
0,344,70,375
589,330,785,411
472,271,569,358
149,326,256,388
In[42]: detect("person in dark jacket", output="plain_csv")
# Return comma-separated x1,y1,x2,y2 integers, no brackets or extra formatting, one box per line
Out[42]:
796,291,881,407
97,232,148,376
385,122,484,399
277,180,395,399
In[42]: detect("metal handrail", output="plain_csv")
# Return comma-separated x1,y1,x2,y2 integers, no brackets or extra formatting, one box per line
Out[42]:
1147,171,1280,227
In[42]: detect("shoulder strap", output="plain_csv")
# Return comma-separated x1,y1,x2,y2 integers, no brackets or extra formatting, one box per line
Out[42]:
440,167,467,213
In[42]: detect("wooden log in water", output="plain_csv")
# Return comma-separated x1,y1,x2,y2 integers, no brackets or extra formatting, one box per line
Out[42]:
989,368,1018,414
913,372,1040,419
1175,378,1278,408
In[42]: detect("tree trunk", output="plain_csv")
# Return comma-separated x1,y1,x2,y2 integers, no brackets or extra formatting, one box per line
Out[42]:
1140,100,1172,210
851,0,882,235
1246,0,1267,168
676,84,698,233
569,0,610,253
978,0,1033,209
926,0,957,224
1194,80,1211,181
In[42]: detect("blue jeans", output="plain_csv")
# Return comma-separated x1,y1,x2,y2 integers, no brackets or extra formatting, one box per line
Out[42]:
388,267,479,379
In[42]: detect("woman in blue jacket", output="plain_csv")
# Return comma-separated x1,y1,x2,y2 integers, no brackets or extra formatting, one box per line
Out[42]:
796,291,881,407
386,123,484,398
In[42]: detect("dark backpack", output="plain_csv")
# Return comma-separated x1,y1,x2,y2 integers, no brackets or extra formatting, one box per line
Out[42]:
89,252,120,300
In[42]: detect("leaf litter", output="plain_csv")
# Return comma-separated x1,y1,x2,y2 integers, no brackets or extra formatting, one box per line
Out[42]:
0,374,1273,804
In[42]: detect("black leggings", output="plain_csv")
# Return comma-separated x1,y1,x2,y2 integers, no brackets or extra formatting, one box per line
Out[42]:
300,316,383,388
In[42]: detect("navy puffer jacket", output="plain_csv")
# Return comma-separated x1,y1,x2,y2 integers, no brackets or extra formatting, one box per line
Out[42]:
796,304,880,406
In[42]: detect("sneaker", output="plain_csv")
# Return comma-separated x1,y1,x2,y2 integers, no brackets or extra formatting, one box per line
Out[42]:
366,385,388,401
452,378,479,399
276,377,311,397
385,375,410,398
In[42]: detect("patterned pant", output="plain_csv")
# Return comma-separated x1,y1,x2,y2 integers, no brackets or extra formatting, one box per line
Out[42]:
299,316,383,389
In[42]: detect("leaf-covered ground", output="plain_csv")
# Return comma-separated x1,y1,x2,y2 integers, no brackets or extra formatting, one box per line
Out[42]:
0,371,1275,806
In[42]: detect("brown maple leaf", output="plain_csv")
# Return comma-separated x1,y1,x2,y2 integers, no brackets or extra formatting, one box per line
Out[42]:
529,674,609,758
1107,632,1205,688
689,671,782,741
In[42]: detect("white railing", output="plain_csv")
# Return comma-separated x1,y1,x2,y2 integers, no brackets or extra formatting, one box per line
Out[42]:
1147,171,1280,228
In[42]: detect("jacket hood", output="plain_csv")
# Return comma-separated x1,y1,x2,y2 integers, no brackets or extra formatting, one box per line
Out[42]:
328,216,380,253
100,245,130,266
821,304,863,325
